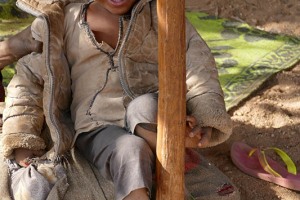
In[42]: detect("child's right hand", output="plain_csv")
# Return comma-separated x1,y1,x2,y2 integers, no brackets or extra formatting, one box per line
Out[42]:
14,148,45,167
185,115,212,148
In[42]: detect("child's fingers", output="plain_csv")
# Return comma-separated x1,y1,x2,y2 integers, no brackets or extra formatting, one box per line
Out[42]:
198,127,212,148
19,159,31,167
186,115,197,128
186,115,200,137
188,125,202,138
14,148,45,167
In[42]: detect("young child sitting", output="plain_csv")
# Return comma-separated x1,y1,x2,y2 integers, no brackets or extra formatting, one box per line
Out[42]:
0,0,234,199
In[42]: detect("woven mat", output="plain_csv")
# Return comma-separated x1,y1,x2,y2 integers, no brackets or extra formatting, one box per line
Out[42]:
187,12,300,110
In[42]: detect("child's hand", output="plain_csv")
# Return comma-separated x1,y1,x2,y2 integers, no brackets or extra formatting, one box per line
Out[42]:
185,115,212,148
14,148,45,167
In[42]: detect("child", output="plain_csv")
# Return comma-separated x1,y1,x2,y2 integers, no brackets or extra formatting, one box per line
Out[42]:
0,0,234,199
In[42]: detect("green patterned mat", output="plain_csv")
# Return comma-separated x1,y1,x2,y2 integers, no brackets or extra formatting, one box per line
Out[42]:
187,12,300,111
1,12,300,111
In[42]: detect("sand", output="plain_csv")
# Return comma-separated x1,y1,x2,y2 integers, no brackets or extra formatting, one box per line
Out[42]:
186,0,300,199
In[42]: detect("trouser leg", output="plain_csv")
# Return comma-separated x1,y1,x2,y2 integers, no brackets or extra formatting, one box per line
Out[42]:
126,93,158,133
76,125,154,200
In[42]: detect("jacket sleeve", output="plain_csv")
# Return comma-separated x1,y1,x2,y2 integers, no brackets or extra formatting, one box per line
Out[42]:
185,20,233,147
1,53,46,159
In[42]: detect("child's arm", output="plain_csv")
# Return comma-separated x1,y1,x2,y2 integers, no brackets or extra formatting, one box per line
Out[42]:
185,20,233,147
1,53,46,160
0,26,42,70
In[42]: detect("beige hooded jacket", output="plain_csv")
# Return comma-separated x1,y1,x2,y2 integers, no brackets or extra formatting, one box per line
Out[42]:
1,0,232,161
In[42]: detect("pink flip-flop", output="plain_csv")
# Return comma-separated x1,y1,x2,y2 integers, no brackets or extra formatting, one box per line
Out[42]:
231,141,300,191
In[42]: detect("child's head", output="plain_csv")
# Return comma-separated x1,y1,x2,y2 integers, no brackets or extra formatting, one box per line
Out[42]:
95,0,138,15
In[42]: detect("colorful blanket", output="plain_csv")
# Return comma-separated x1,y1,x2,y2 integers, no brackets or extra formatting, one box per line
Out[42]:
186,12,300,110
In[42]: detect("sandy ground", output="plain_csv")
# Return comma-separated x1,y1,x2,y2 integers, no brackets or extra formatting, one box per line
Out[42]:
185,0,300,199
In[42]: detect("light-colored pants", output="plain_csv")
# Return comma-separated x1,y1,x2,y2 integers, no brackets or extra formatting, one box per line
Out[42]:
76,93,158,200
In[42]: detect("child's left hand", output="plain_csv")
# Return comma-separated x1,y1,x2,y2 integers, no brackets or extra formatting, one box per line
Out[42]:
185,115,212,148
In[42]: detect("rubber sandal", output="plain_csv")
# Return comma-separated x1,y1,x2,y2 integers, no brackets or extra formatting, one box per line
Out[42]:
231,141,300,191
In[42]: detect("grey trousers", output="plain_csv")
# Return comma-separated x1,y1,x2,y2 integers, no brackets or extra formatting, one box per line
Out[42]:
76,93,158,200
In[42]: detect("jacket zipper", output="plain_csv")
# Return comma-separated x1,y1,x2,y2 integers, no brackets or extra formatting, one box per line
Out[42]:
16,1,41,16
117,0,152,100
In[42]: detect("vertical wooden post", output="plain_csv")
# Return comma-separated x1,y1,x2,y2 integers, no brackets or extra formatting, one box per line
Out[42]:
156,0,186,199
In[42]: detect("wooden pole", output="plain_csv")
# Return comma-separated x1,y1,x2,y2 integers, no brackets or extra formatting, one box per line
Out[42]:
156,0,186,199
